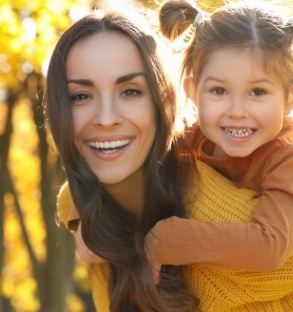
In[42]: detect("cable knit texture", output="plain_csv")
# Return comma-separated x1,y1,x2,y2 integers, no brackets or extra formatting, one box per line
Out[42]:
184,160,293,311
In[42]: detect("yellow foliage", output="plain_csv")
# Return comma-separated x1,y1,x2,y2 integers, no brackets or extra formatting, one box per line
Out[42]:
67,293,86,312
74,256,92,292
2,91,89,312
0,0,91,89
0,2,92,310
2,197,38,310
3,99,41,311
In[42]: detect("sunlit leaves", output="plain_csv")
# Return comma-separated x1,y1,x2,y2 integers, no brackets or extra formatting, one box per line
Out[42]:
0,0,90,90
0,1,90,311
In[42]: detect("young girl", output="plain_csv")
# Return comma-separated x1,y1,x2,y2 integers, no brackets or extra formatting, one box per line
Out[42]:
145,0,293,310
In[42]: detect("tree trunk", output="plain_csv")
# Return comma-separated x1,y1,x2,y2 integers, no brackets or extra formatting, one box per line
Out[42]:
0,75,77,311
28,73,76,312
0,91,17,311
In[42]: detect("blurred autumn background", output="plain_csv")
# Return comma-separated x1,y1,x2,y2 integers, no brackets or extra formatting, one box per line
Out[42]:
0,1,161,311
2,0,291,311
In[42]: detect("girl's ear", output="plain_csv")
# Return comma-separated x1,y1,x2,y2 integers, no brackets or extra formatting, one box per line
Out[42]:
285,86,293,115
183,77,198,106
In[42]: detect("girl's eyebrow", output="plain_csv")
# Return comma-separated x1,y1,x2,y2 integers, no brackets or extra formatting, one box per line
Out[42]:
248,79,275,86
66,72,146,86
202,76,226,83
202,76,275,85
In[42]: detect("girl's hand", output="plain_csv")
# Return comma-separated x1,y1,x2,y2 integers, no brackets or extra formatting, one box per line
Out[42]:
76,221,107,264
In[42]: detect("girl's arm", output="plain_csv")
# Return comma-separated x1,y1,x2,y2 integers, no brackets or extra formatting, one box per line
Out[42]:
145,152,293,271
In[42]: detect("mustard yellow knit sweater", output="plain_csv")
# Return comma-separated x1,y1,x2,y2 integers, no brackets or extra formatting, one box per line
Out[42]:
184,161,293,311
57,161,293,311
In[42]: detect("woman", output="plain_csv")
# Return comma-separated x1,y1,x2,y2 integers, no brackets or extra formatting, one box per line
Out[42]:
45,5,199,312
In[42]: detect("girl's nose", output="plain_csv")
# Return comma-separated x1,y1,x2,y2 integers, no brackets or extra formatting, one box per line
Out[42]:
225,96,249,118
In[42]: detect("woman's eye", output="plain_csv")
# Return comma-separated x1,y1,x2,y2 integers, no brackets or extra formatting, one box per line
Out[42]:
211,87,226,95
251,88,266,96
70,93,90,102
121,88,141,97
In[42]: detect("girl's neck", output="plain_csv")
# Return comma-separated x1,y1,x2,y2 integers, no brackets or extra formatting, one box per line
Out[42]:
103,168,145,215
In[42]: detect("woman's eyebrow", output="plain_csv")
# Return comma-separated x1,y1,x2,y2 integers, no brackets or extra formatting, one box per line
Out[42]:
116,72,146,84
66,79,94,86
66,72,146,86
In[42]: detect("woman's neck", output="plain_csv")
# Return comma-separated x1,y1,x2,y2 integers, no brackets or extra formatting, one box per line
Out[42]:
103,168,145,215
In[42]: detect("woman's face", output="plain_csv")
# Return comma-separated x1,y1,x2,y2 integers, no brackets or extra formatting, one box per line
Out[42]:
66,31,156,187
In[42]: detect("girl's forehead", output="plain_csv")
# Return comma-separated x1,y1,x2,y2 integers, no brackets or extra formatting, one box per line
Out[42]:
199,47,281,77
192,46,288,92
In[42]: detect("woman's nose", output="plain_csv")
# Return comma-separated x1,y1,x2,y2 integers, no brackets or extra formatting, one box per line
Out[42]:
92,97,122,127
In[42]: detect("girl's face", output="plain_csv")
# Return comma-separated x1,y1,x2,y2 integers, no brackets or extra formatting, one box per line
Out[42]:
185,48,292,158
66,31,156,187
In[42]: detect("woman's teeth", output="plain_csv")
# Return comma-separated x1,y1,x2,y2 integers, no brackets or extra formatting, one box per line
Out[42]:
88,139,130,152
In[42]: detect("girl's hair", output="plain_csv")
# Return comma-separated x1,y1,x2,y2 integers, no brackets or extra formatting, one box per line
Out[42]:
159,0,293,94
45,6,198,312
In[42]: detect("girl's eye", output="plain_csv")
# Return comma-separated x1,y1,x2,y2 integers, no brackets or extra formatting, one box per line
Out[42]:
121,88,142,97
251,88,267,96
211,87,226,95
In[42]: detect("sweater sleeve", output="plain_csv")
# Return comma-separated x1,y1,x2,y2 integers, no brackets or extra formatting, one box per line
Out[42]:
56,181,80,232
146,154,293,271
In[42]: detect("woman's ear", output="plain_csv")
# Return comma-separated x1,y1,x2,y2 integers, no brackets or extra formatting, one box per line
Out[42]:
285,86,293,115
183,77,198,106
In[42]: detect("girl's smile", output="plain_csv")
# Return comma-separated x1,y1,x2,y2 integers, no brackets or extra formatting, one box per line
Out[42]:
185,48,292,158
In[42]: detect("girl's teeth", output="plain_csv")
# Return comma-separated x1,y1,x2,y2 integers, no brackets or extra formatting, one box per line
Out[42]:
225,128,253,137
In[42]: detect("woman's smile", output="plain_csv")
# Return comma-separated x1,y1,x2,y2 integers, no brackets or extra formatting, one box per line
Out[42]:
66,31,156,186
87,137,133,154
